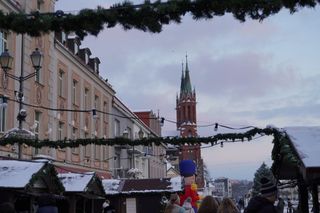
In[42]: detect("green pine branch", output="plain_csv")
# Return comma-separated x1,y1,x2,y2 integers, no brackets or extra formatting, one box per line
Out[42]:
0,0,317,38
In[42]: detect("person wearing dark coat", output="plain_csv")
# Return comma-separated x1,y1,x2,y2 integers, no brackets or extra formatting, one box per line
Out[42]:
244,177,284,213
0,202,16,213
36,194,58,213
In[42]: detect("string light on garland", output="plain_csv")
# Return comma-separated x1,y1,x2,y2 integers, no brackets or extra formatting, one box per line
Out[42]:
214,123,218,131
0,0,317,38
92,108,98,119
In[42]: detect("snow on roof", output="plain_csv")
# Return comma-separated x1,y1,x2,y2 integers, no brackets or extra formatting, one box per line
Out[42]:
166,161,173,170
33,154,54,161
0,160,45,188
3,127,35,139
58,172,94,192
169,176,182,191
284,126,320,168
102,179,121,195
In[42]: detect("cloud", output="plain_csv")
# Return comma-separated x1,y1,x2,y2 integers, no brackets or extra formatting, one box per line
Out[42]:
55,1,320,180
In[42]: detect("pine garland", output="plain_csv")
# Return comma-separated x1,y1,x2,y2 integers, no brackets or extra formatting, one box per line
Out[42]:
0,127,278,148
0,126,301,175
0,0,317,38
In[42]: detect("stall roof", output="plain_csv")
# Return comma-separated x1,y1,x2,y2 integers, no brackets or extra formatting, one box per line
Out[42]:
58,172,94,192
102,176,182,195
284,126,320,168
0,160,45,188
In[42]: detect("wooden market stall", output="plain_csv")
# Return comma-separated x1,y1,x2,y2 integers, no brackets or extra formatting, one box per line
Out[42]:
0,159,64,212
102,176,182,213
272,126,320,213
58,172,106,213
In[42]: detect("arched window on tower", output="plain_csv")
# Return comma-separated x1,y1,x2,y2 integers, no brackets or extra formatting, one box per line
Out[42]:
188,106,191,121
192,105,196,123
188,130,192,138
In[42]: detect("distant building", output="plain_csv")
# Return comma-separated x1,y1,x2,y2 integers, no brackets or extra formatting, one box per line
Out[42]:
175,56,204,188
134,110,167,178
214,178,232,198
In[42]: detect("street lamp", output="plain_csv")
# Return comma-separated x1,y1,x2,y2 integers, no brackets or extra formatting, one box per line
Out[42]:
0,48,43,159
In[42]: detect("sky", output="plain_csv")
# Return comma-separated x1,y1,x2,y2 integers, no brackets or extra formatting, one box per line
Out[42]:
55,1,320,180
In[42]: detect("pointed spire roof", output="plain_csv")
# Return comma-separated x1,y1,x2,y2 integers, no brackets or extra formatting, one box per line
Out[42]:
184,54,192,94
180,62,185,95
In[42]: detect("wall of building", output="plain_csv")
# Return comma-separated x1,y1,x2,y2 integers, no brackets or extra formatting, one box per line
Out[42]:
0,0,166,180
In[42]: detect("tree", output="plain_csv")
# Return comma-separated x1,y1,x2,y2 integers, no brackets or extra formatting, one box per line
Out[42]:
203,163,212,185
251,162,275,197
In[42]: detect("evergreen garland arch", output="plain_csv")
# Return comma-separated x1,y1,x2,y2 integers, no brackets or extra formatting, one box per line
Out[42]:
0,0,317,38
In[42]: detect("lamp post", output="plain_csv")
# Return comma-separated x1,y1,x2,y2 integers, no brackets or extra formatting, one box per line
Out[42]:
0,48,43,159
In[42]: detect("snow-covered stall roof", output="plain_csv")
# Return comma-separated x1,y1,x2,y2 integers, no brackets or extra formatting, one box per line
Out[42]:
284,126,320,168
102,179,121,195
0,160,45,188
169,176,182,192
102,177,183,195
58,172,94,192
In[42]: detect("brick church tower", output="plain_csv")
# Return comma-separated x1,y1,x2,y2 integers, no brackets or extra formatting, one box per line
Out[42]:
176,55,204,188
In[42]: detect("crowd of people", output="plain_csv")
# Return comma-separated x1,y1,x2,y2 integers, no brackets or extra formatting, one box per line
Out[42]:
165,176,286,213
164,193,239,213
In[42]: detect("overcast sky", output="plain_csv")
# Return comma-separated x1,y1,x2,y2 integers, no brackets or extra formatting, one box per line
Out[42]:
56,1,320,180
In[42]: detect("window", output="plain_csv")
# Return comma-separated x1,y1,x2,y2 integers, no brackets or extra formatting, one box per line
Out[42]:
72,80,77,105
0,31,8,52
103,101,108,122
103,146,108,160
85,53,89,64
0,99,6,133
37,0,43,11
114,119,120,137
127,127,132,139
94,62,98,72
95,145,100,159
94,95,99,109
84,133,90,156
72,127,77,139
34,111,41,139
61,32,67,44
74,42,79,55
72,127,78,153
58,122,64,140
58,70,64,97
103,123,108,138
84,88,89,108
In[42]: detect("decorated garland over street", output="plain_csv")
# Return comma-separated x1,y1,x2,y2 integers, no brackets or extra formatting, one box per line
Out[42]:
0,126,301,174
0,126,278,148
0,0,317,38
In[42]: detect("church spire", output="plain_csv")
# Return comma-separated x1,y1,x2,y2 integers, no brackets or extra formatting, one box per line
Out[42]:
180,61,185,96
184,54,192,94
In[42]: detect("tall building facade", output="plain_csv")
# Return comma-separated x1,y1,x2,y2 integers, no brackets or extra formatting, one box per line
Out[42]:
0,0,165,180
176,56,204,188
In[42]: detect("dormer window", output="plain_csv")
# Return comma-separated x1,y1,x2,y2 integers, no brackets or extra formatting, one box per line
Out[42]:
94,62,98,72
61,32,67,45
85,53,89,64
74,42,79,55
